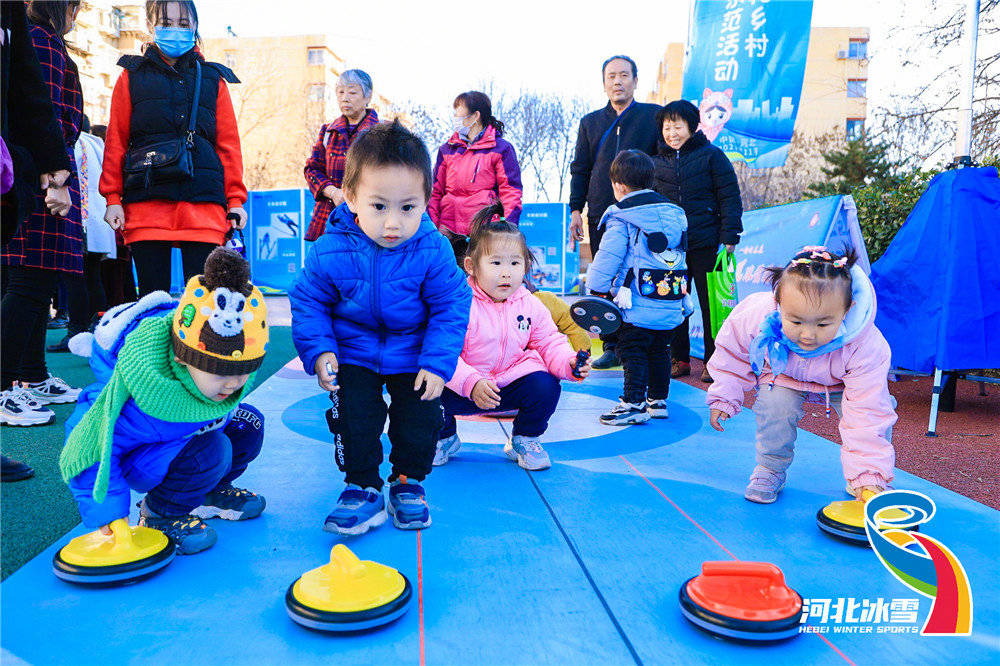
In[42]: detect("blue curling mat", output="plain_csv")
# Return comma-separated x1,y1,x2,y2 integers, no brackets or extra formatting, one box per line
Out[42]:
3,361,998,664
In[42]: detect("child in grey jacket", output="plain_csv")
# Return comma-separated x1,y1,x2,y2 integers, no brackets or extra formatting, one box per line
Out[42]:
586,150,692,425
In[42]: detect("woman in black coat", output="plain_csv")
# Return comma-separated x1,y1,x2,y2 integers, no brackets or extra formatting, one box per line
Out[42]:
652,100,743,382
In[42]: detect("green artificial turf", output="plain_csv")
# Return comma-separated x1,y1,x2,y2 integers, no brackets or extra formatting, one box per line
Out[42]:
0,325,296,580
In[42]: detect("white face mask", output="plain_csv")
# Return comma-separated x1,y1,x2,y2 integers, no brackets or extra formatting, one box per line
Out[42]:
452,115,468,132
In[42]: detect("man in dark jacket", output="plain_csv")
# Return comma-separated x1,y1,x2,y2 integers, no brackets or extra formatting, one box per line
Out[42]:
652,100,743,382
569,55,661,368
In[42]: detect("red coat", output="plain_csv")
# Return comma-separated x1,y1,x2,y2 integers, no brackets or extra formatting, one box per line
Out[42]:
303,109,379,241
428,126,522,235
99,50,246,246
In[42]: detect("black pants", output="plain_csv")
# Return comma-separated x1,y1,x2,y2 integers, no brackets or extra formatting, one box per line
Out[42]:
101,248,137,308
1,266,60,387
617,323,672,404
586,206,618,352
130,241,216,296
59,253,105,334
672,245,717,363
326,364,444,490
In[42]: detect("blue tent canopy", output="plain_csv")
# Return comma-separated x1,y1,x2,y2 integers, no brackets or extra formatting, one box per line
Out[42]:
871,166,1000,373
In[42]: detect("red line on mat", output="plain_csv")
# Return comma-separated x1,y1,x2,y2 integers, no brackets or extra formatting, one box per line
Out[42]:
417,530,425,666
619,455,739,560
619,454,854,665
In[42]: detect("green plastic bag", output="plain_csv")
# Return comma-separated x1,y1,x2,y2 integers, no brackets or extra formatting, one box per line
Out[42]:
706,249,738,338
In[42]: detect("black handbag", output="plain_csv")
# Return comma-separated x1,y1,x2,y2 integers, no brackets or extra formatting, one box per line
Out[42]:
123,60,202,189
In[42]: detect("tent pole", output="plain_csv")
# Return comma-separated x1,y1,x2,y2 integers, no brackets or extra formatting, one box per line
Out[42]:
954,0,980,167
927,368,944,436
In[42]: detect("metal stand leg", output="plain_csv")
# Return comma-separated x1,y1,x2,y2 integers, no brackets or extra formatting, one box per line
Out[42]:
927,368,944,437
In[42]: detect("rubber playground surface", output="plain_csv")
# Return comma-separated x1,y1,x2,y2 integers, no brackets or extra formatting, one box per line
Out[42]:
2,358,998,664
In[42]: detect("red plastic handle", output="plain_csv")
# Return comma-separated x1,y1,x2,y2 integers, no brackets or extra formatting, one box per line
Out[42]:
701,561,784,585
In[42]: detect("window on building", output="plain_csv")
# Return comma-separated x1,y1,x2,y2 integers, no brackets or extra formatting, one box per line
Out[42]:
848,39,868,59
846,118,865,140
309,84,326,102
224,51,238,69
307,48,324,66
847,79,867,98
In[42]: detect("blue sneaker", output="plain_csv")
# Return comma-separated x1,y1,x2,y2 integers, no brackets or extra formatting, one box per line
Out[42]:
324,485,387,535
192,484,266,521
139,513,217,555
387,477,431,530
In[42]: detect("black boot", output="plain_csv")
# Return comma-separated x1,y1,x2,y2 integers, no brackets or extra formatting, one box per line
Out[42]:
1,456,35,482
591,348,620,369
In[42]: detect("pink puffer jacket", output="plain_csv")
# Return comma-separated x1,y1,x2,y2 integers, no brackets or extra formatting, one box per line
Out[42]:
428,126,522,235
447,279,578,397
706,286,897,489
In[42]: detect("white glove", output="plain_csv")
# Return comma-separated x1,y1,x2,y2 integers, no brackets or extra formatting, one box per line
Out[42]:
613,286,633,310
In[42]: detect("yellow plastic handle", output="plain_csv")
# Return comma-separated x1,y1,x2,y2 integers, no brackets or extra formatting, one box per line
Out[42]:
108,517,134,551
330,544,366,578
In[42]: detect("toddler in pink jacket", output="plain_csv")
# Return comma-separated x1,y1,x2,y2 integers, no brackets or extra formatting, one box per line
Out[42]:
706,246,897,504
434,203,590,471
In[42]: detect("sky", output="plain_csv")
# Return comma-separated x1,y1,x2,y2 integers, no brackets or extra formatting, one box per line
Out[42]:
195,0,919,112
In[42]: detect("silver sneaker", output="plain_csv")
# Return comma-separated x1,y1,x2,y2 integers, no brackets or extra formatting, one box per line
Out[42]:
24,375,80,404
600,401,650,426
0,387,55,426
744,466,786,504
504,435,551,471
645,399,669,418
432,433,462,466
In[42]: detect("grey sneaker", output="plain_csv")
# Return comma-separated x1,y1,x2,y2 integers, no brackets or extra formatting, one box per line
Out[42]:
504,435,551,471
0,387,55,426
744,466,786,504
646,399,669,418
432,433,461,466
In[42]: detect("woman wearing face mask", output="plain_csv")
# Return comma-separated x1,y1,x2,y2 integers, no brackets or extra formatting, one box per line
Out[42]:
303,69,379,242
99,0,247,297
428,91,522,260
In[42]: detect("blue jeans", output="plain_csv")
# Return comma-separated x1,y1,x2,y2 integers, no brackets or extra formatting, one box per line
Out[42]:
440,371,561,439
123,404,265,517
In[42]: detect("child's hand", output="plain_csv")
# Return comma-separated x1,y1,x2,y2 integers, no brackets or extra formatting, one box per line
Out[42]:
414,369,445,401
572,359,591,380
710,408,729,432
99,524,113,536
315,352,339,392
471,379,501,410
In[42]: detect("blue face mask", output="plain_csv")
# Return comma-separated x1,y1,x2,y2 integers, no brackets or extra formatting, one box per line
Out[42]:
154,26,196,58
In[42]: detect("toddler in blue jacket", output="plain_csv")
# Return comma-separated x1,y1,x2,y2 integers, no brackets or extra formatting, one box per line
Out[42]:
290,121,472,536
586,150,693,426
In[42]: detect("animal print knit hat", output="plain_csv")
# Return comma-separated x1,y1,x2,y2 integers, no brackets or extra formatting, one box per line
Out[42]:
171,247,268,376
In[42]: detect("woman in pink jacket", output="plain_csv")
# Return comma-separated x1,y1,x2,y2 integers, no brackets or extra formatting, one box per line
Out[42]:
428,92,522,260
706,246,897,504
435,204,590,471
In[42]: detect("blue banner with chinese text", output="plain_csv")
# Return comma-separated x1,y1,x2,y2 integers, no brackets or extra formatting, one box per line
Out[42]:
682,0,813,168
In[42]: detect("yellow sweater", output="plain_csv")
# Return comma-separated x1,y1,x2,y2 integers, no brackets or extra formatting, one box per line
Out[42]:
532,291,592,353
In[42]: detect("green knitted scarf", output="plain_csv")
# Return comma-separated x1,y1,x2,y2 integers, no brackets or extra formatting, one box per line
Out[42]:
59,314,254,502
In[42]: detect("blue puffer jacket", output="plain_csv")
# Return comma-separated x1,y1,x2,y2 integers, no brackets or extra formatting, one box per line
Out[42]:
64,293,237,528
289,203,471,380
586,189,693,331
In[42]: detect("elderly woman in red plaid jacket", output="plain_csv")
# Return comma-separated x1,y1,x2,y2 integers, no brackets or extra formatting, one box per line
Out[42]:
303,69,379,241
1,0,86,429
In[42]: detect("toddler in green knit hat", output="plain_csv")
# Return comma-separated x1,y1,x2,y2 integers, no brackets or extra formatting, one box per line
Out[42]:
60,248,270,555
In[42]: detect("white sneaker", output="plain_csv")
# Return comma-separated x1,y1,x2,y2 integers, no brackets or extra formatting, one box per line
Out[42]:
645,399,669,418
504,435,551,471
24,375,80,404
0,387,56,426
